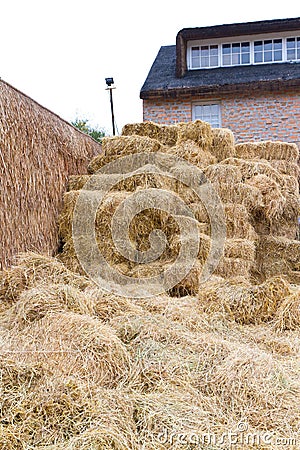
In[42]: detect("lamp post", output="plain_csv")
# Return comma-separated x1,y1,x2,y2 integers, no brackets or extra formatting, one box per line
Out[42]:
105,77,116,136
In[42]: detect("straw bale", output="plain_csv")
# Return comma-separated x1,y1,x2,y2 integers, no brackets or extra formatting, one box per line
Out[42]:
124,259,203,298
269,219,299,240
255,236,300,282
169,231,211,264
235,140,299,161
246,174,286,220
204,163,243,185
15,311,131,385
223,157,289,188
269,159,300,179
176,120,213,150
172,182,199,204
87,135,162,173
84,286,143,321
67,174,91,191
0,252,91,306
59,189,187,273
214,257,253,279
167,139,217,168
212,181,264,211
167,261,203,297
257,235,300,266
272,290,300,331
69,164,178,194
58,238,86,275
58,190,80,241
0,80,101,270
224,203,257,240
224,238,256,261
199,276,291,324
122,121,178,146
188,201,209,223
234,158,299,198
115,164,177,193
211,127,236,161
3,283,95,329
284,175,299,194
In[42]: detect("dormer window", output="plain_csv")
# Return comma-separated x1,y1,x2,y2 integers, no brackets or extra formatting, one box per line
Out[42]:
191,45,218,68
287,37,300,60
187,34,300,69
254,39,282,63
222,42,250,66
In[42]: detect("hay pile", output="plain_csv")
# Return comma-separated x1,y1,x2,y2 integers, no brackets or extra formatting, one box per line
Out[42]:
1,120,300,448
1,252,300,448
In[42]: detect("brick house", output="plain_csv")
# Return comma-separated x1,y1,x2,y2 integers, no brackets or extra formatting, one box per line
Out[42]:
141,17,300,146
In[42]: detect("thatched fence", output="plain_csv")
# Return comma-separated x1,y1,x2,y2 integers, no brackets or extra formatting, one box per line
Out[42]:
0,79,102,269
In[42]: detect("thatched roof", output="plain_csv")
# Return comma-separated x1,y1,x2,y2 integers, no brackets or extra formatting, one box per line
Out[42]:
140,46,300,99
0,79,102,269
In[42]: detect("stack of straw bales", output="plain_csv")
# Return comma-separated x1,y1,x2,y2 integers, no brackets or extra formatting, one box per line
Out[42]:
59,121,300,287
1,120,300,448
0,80,101,270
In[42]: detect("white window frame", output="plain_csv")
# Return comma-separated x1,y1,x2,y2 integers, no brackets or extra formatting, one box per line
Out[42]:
253,38,283,63
187,30,300,69
192,102,221,128
191,44,219,68
222,41,251,66
286,36,300,61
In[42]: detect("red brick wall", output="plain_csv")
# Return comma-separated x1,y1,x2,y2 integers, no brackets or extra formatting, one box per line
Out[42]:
143,87,300,146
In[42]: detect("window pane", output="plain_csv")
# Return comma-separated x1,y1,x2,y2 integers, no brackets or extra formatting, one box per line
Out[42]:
274,39,282,50
210,55,218,66
241,53,250,64
192,46,200,56
232,53,240,64
222,44,230,54
222,54,231,65
241,42,250,51
254,41,263,51
201,56,209,67
264,40,272,51
210,105,219,115
274,50,282,61
232,43,240,52
255,52,263,63
287,49,295,60
201,46,209,56
287,38,295,48
210,45,218,55
264,51,272,62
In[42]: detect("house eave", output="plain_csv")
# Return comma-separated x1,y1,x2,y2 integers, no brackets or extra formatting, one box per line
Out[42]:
140,78,300,100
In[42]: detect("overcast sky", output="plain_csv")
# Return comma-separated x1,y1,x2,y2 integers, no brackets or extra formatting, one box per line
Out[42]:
1,0,299,134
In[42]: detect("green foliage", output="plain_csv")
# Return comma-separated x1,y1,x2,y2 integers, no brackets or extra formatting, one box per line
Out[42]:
72,118,105,143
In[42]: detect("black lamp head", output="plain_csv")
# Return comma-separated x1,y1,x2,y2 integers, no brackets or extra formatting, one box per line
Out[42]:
105,77,114,87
